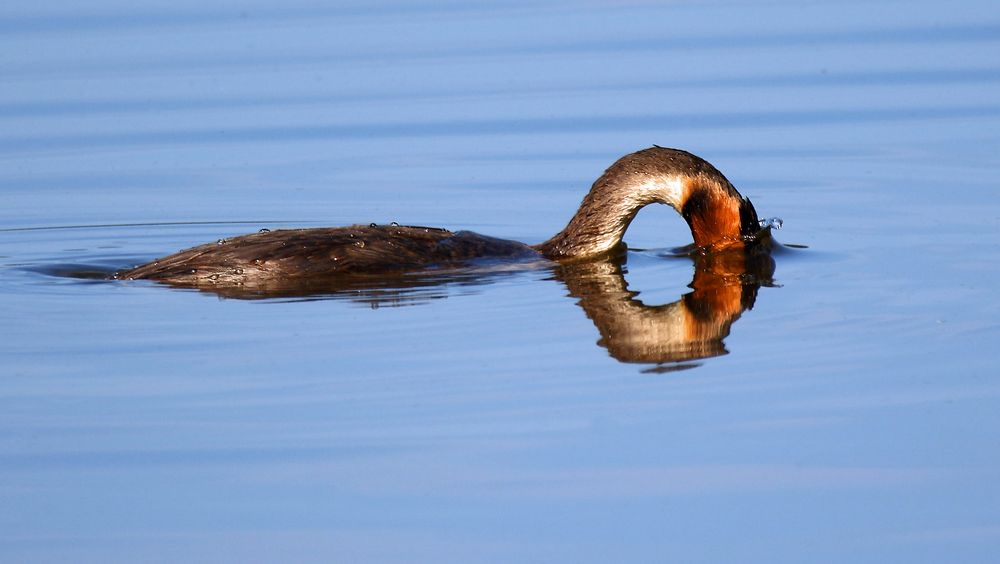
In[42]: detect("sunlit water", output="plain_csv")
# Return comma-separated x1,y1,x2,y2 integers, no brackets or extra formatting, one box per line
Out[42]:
3,1,1000,562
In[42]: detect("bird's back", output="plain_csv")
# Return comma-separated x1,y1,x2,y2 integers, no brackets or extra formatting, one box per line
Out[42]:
117,224,538,285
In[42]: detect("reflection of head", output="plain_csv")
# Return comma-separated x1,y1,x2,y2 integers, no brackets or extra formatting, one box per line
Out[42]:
556,249,774,366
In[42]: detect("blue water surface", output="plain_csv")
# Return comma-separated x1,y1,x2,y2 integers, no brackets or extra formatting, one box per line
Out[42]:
2,1,1000,562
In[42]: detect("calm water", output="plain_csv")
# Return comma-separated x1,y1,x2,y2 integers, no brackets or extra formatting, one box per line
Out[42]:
3,1,1000,562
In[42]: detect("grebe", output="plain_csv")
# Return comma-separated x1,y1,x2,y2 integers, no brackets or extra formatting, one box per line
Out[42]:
117,147,767,285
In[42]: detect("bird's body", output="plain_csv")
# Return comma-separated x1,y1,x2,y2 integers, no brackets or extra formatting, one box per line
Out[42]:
119,225,538,285
117,147,768,286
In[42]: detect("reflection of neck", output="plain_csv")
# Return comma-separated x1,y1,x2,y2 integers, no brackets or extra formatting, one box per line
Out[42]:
557,252,772,365
686,251,762,320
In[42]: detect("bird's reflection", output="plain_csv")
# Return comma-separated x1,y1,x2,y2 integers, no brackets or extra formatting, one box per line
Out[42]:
554,249,774,370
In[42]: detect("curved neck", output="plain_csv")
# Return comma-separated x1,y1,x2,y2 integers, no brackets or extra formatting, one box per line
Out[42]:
533,172,682,259
534,147,759,260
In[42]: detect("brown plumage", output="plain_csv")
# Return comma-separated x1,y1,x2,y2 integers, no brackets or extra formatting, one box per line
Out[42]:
118,225,536,284
117,146,768,287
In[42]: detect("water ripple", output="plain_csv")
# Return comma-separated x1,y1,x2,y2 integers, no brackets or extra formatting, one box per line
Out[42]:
2,68,997,119
3,23,998,79
2,105,998,155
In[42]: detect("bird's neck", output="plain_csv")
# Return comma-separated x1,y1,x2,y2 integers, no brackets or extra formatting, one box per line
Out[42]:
534,169,758,260
534,173,670,259
681,175,760,251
